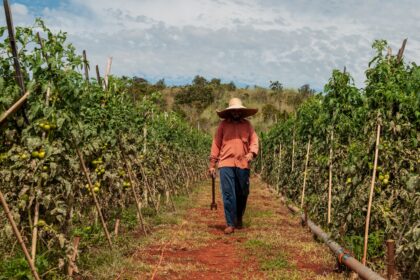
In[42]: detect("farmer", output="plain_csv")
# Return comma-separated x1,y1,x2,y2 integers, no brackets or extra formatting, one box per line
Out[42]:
209,98,259,234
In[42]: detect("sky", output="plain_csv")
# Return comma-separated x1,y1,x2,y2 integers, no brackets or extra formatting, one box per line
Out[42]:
1,0,419,89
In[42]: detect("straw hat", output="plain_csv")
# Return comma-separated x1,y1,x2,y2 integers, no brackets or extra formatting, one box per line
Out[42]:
217,98,258,119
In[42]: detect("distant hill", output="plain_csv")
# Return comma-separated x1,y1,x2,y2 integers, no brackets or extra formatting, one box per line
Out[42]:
128,76,315,135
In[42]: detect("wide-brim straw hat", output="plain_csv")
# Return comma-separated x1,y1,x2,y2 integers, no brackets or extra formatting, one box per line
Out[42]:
217,98,258,119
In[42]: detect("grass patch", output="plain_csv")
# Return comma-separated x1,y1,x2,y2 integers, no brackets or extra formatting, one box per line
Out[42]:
261,253,291,271
244,239,272,250
249,209,274,218
77,192,194,278
150,212,180,226
78,238,150,280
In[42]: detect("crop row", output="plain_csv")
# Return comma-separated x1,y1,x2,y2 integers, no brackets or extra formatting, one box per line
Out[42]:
257,40,419,279
0,19,210,278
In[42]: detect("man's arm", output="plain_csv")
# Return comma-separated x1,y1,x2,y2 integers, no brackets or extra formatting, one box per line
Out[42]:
209,122,224,168
249,125,259,158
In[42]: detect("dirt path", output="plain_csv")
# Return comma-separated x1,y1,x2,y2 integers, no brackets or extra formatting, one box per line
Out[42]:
127,176,346,280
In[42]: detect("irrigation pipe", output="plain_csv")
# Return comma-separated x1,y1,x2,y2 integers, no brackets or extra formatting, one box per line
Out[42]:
283,199,385,280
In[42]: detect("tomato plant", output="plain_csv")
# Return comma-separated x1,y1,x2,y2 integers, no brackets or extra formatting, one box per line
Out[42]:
0,19,210,277
258,41,419,279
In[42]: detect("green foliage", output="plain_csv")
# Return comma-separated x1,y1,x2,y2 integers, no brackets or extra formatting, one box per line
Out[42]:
174,75,215,110
261,253,290,270
0,19,210,278
269,80,283,93
258,40,419,278
344,230,385,261
298,84,316,96
0,254,53,280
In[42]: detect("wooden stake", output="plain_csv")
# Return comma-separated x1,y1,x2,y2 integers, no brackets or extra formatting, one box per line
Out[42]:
386,240,395,280
143,126,147,154
31,183,40,264
158,158,176,211
31,86,50,264
3,0,28,123
327,130,334,224
0,90,30,125
103,57,113,90
277,143,282,189
4,0,25,93
301,139,311,208
362,123,381,265
76,148,113,248
0,190,41,280
291,131,296,172
114,219,120,237
67,236,80,276
31,199,39,260
396,38,407,63
82,50,89,82
124,157,148,235
139,162,158,211
95,65,102,86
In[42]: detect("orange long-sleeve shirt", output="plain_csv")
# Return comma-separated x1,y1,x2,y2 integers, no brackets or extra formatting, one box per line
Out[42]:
209,119,259,169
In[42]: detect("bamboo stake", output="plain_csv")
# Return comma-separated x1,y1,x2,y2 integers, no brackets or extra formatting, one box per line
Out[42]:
272,149,276,185
114,219,120,237
4,0,25,93
103,57,113,90
138,162,158,210
277,143,282,190
3,0,28,123
0,191,41,280
327,130,334,224
95,65,102,86
396,38,407,63
31,181,41,265
179,164,190,195
76,149,113,248
362,123,381,265
158,158,176,211
143,126,147,154
0,90,30,124
31,86,50,264
124,157,148,235
82,50,89,82
301,139,311,208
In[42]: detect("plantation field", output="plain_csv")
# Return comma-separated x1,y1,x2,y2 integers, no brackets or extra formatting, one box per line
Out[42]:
0,8,419,280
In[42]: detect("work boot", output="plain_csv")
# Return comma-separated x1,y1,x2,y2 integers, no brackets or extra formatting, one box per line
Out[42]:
224,226,235,234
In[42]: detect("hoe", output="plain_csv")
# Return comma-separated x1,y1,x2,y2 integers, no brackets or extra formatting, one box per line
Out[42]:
210,174,217,210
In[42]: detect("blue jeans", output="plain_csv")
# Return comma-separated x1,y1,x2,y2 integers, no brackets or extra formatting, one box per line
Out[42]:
219,167,250,227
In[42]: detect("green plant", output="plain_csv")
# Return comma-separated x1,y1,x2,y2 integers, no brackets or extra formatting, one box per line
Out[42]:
258,40,419,278
0,18,210,277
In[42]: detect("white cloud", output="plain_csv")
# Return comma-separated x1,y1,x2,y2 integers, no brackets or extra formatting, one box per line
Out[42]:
11,3,28,16
1,0,420,89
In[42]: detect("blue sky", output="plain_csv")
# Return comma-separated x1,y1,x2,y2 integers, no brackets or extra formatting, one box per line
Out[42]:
2,0,420,89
